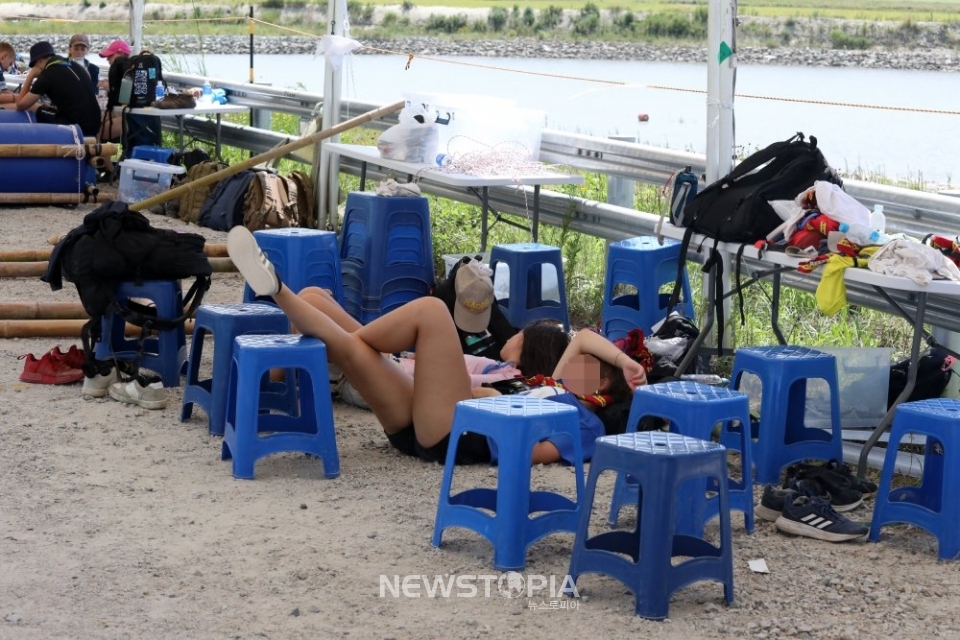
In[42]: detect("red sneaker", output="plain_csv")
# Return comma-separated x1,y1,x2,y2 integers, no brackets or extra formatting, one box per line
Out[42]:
18,352,85,385
48,345,87,370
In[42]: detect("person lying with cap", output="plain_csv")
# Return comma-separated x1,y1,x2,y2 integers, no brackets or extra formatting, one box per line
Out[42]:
66,34,99,92
226,226,647,466
5,41,101,138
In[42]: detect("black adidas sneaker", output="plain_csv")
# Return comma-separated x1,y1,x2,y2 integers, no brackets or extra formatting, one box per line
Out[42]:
775,494,868,542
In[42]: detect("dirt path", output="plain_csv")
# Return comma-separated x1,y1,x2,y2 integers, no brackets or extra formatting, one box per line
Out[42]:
2,198,959,639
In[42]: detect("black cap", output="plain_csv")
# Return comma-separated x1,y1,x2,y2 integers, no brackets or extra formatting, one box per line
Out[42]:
29,41,55,68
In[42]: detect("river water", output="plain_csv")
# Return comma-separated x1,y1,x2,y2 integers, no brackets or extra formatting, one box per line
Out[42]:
168,53,960,185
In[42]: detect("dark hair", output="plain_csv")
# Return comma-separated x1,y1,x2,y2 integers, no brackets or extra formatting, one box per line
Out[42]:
516,319,569,377
599,359,632,404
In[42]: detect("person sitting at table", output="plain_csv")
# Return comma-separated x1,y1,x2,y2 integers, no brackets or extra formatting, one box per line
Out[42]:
226,226,648,466
9,41,100,138
97,38,132,142
66,34,99,93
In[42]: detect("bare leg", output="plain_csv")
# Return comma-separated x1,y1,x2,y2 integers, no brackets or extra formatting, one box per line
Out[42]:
272,286,470,447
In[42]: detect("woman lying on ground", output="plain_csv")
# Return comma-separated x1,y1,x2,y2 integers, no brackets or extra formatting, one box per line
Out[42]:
227,227,647,466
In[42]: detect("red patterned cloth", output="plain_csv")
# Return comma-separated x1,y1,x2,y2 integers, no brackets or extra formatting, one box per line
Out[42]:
523,374,612,408
610,328,655,373
926,235,960,267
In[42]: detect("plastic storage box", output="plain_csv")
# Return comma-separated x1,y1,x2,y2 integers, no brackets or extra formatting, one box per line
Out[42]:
117,158,185,204
130,145,176,163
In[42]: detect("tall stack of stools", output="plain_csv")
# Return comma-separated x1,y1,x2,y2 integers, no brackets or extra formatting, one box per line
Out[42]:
181,303,290,436
432,396,583,571
601,236,694,340
730,345,844,484
567,431,734,620
869,398,960,560
221,334,340,480
96,280,187,387
489,242,569,330
339,192,434,324
242,228,344,304
607,381,755,534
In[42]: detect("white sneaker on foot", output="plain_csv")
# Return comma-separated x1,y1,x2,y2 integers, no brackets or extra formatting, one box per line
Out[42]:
81,368,118,398
108,379,168,410
227,226,280,296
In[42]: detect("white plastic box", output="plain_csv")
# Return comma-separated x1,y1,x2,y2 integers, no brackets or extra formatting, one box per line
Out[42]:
117,158,185,204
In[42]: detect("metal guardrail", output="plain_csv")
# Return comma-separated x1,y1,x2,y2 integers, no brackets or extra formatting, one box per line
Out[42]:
166,77,960,334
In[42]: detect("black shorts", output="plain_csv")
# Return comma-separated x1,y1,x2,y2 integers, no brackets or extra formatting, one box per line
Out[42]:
386,426,491,465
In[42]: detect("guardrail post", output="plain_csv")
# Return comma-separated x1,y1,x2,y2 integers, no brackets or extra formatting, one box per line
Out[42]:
606,136,636,209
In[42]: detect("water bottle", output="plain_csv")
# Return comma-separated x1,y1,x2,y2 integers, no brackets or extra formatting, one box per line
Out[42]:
838,222,874,245
435,153,451,167
155,83,164,101
871,204,886,234
201,80,212,103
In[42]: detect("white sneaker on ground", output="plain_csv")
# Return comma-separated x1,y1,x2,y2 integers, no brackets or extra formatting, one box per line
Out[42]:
108,379,168,410
227,226,280,296
81,368,119,398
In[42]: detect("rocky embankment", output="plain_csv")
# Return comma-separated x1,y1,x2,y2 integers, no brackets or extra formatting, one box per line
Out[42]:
4,33,958,73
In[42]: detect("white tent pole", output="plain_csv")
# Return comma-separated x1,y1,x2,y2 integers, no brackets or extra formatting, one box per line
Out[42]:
318,0,346,229
705,0,721,184
129,0,144,53
718,0,737,179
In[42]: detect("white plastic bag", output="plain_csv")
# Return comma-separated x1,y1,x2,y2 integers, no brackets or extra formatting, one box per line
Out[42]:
376,105,439,164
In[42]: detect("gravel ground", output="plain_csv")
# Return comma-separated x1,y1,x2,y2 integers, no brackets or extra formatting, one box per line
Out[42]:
2,195,960,639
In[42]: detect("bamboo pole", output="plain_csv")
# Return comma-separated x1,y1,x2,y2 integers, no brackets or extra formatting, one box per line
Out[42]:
0,143,119,158
131,100,405,212
0,193,91,205
0,319,195,339
0,257,236,278
0,302,88,320
41,239,229,258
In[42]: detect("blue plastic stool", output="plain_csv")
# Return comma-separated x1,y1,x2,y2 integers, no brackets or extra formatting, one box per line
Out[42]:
601,236,695,339
489,243,569,331
181,303,290,436
608,381,754,534
432,396,584,571
243,228,344,304
340,192,434,323
869,399,960,560
96,280,187,387
221,335,340,480
567,432,734,620
730,346,843,484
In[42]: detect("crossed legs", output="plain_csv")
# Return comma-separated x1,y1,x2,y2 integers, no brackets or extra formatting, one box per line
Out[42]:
270,285,472,448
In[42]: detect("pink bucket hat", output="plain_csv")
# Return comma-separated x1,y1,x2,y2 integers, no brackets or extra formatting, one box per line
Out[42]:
98,39,131,58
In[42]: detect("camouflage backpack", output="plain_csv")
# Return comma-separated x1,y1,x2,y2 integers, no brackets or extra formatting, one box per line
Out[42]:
177,161,229,224
242,170,300,232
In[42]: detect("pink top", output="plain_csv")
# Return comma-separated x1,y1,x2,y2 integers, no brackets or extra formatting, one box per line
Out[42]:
396,354,521,388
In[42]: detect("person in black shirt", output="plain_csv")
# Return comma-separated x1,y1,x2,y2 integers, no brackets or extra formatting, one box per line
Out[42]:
97,38,132,142
67,34,99,93
13,41,101,137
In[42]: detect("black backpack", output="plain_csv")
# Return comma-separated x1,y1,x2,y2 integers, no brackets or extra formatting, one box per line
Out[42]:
668,133,842,351
680,132,841,243
887,347,957,409
42,201,212,379
198,170,257,231
124,51,164,109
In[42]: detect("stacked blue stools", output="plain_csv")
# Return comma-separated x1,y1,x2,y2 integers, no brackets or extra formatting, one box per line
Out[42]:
567,432,734,620
243,228,344,304
181,303,290,436
432,396,584,571
608,381,754,534
96,280,186,387
339,192,434,324
869,399,960,560
730,346,843,484
489,243,569,331
601,236,695,339
221,334,340,480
